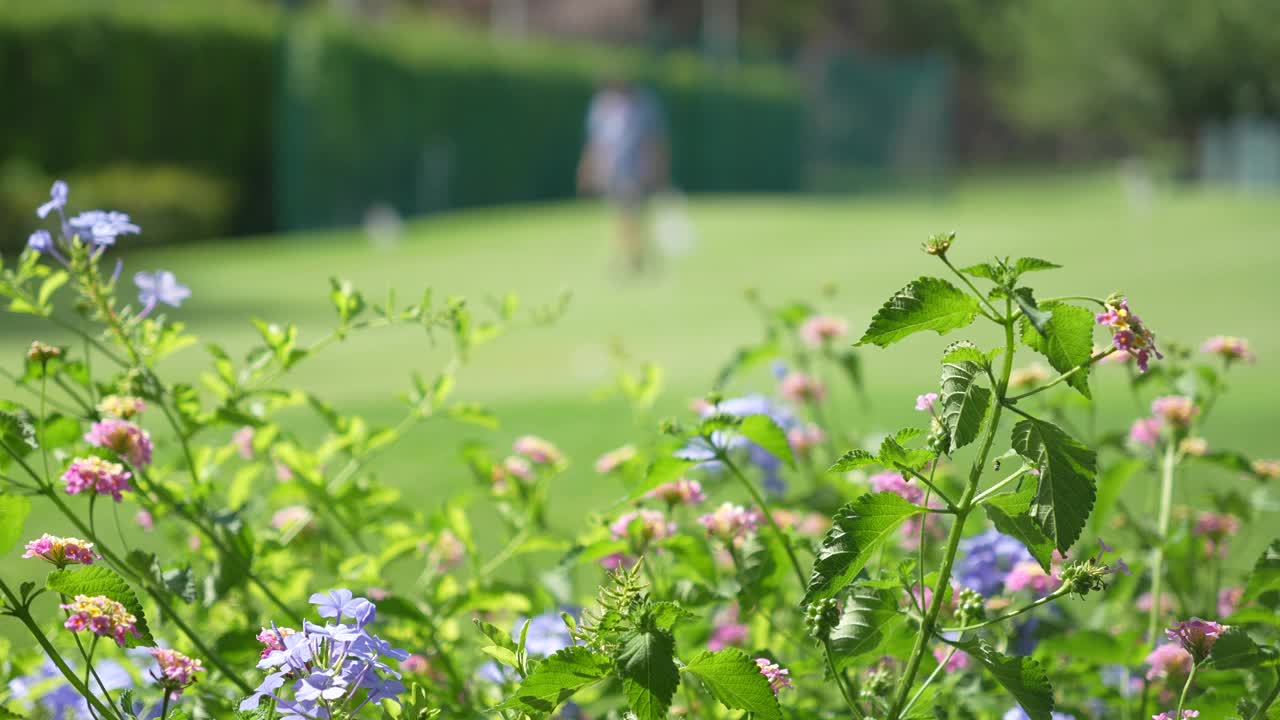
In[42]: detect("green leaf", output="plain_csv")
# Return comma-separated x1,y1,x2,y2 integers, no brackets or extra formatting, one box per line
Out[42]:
983,487,1053,572
1210,628,1274,669
828,586,901,668
0,409,38,455
857,277,982,348
940,360,991,450
1244,540,1280,602
946,637,1055,720
878,436,936,472
616,627,680,720
627,457,696,500
0,495,32,556
940,340,988,366
804,493,926,603
1091,458,1145,535
46,566,155,647
1013,257,1061,275
1012,288,1053,337
1019,303,1095,398
683,649,781,720
1012,419,1097,554
738,414,795,469
738,532,785,611
496,647,613,715
828,449,878,472
475,618,520,653
648,601,696,631
328,277,366,326
960,263,1001,282
714,337,781,389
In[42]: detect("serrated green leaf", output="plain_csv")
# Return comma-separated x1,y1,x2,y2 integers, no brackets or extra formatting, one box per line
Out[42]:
1019,303,1095,398
0,495,32,556
857,277,981,348
940,360,991,450
829,449,878,472
627,457,696,500
1012,288,1053,337
616,627,679,720
683,649,781,720
1210,628,1274,669
738,532,785,611
983,488,1053,572
960,263,1001,282
46,566,155,647
1013,257,1061,275
496,647,612,715
1244,540,1280,602
1012,419,1097,554
829,586,901,668
941,340,987,366
879,436,936,472
481,645,522,669
738,414,795,469
648,601,696,631
804,493,926,603
945,637,1054,720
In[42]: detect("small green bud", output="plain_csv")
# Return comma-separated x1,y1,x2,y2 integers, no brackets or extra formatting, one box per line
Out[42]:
922,232,955,257
956,587,985,625
804,597,841,642
658,417,684,436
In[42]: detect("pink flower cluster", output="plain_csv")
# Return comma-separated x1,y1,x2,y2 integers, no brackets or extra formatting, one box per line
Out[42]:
755,657,792,695
1096,298,1162,371
646,479,706,506
800,315,849,346
787,424,825,456
773,509,830,537
62,456,132,501
708,605,749,651
869,472,942,548
1201,335,1253,363
1151,396,1199,427
1166,618,1227,661
1218,587,1243,617
933,647,971,672
1253,459,1280,480
698,503,762,543
21,534,98,567
1129,417,1162,448
84,419,153,467
61,594,139,647
430,529,466,570
149,647,204,697
1193,512,1241,558
490,456,534,492
779,372,826,404
97,394,145,419
256,626,298,658
611,509,676,544
1153,711,1200,719
914,393,938,412
513,435,564,466
1144,643,1192,681
594,445,637,473
1004,560,1061,596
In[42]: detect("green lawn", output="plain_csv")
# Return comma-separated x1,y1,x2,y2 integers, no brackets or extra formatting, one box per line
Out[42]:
2,171,1278,554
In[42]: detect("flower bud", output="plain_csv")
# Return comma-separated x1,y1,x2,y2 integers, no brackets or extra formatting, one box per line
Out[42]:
26,341,61,364
804,597,840,642
922,232,955,257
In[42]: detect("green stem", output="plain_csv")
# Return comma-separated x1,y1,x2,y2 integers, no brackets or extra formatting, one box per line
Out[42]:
1039,295,1108,308
823,638,865,719
1247,666,1280,720
898,465,957,510
903,646,955,715
940,255,1002,320
1006,347,1116,402
1175,661,1198,717
939,589,1067,633
0,579,121,720
1148,440,1176,648
886,303,1016,720
972,466,1033,506
159,692,171,720
718,452,807,590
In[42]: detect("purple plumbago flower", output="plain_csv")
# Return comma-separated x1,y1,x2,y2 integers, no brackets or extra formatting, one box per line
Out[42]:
678,394,798,494
243,591,407,714
37,180,69,220
1003,710,1075,720
68,210,140,246
9,658,134,720
1165,618,1227,661
310,588,376,627
27,229,52,252
134,270,190,318
517,610,577,657
915,393,938,412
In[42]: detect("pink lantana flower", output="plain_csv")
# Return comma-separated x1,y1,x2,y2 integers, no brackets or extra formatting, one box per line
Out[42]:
22,534,98,567
1200,335,1253,363
799,315,849,346
84,418,153,468
755,658,793,695
62,456,132,501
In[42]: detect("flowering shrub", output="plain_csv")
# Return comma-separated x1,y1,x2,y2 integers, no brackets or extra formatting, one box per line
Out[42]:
0,189,1277,720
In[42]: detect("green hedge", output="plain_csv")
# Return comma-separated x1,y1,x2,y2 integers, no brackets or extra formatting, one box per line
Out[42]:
0,1,806,237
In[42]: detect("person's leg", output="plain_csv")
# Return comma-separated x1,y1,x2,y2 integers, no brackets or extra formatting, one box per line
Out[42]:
617,205,646,273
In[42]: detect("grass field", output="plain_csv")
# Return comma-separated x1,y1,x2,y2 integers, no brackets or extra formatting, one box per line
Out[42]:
2,171,1278,566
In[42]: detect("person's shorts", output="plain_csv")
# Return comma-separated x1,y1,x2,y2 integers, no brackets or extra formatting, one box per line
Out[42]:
605,175,651,212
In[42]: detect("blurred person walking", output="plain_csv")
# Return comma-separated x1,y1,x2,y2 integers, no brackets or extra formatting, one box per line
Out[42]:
577,77,669,273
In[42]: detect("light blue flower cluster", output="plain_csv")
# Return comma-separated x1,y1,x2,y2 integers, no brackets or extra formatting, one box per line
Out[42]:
23,180,189,317
677,394,799,494
240,589,408,719
955,529,1035,596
